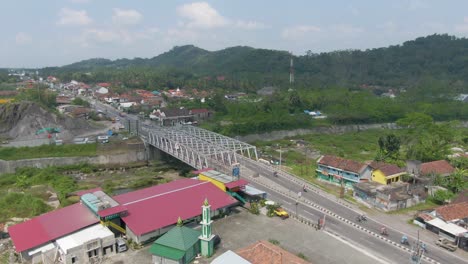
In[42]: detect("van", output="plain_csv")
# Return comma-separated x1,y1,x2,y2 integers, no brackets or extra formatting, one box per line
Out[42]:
258,158,270,165
116,238,127,253
97,135,109,143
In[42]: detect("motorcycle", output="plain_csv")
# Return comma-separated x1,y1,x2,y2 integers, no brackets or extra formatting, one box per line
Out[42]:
401,236,409,245
356,215,367,222
380,227,388,236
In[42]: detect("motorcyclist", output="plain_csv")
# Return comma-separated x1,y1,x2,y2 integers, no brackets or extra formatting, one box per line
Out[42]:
380,226,388,235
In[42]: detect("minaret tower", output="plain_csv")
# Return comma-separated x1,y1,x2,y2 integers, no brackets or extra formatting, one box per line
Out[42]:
199,198,214,257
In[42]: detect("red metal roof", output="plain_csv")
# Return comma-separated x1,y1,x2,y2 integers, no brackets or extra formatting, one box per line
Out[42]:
225,179,249,189
114,179,237,236
97,205,128,218
8,203,98,252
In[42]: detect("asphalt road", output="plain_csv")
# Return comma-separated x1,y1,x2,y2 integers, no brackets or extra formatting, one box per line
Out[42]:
240,157,467,264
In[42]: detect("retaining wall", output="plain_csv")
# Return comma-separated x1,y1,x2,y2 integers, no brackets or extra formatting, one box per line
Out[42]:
0,149,147,174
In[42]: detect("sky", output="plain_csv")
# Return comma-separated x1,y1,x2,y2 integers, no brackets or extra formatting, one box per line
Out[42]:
2,0,468,68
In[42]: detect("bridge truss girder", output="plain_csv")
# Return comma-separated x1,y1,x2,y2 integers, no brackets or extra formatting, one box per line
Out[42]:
178,125,258,160
147,127,238,170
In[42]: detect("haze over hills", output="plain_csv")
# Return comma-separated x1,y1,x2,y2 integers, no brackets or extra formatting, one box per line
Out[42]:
40,34,468,90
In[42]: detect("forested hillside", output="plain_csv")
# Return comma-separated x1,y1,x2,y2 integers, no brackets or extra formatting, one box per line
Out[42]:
39,34,468,92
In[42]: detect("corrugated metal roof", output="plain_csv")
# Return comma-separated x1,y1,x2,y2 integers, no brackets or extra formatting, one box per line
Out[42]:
114,179,237,236
97,205,127,218
153,226,200,251
9,203,98,252
149,244,185,260
225,179,249,189
211,250,252,264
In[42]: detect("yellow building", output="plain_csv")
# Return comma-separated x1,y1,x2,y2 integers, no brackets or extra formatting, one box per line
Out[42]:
370,161,406,185
197,169,248,192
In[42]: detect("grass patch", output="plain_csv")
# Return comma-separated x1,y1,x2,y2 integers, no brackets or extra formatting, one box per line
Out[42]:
268,239,280,245
0,193,52,223
387,200,438,215
0,143,97,160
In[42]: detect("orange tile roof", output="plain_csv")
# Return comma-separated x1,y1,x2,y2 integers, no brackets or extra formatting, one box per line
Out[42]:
318,155,368,174
236,240,311,264
369,161,405,177
421,160,454,176
435,201,468,221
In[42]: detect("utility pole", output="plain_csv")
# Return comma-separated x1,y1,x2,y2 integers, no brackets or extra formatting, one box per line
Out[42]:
410,230,423,264
279,146,282,171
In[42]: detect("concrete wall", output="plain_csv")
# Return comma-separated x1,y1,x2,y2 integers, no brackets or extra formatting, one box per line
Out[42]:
0,149,147,174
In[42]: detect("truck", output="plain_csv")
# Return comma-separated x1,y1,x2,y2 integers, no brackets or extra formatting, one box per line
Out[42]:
116,237,128,253
435,238,457,252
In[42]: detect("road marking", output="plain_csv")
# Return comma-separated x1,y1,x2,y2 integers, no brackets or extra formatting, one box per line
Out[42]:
324,230,394,264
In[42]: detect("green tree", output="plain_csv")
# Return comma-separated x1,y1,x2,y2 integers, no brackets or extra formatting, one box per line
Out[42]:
432,189,454,205
445,169,468,193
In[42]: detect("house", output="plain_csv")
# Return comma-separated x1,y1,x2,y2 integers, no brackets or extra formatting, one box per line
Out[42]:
369,161,406,185
420,160,455,177
452,190,468,204
374,182,426,211
316,155,372,188
211,250,251,264
190,108,211,121
56,95,72,105
96,87,109,95
257,86,277,96
434,202,468,223
235,240,311,264
150,222,201,264
353,181,426,211
150,108,194,126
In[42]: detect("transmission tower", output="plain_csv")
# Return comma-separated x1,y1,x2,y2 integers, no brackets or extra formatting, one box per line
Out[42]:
289,55,294,85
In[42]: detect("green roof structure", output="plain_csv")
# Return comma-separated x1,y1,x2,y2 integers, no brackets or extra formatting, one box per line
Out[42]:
150,226,201,260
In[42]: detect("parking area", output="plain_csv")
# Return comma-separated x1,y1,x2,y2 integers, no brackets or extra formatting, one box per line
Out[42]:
104,207,381,264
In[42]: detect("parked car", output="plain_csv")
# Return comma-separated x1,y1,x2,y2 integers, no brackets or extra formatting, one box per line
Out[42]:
116,237,128,253
274,207,289,219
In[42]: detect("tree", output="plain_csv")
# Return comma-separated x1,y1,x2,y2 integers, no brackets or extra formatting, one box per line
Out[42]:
445,169,468,193
376,134,401,161
432,189,454,205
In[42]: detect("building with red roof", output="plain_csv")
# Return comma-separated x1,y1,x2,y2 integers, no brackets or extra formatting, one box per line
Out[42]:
369,161,406,185
316,155,372,187
8,203,98,253
114,179,237,243
8,179,238,259
421,160,455,177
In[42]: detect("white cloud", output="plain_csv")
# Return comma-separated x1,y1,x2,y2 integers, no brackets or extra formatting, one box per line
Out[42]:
177,2,228,29
234,20,267,30
112,8,143,26
15,32,32,45
57,8,92,26
282,25,321,39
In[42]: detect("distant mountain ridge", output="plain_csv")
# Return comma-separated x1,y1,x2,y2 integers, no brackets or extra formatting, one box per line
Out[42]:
52,34,468,87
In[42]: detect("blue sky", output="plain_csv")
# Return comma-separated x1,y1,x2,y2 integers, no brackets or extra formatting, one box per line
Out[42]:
2,0,468,68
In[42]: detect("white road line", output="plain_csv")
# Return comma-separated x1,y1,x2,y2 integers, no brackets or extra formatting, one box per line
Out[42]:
324,230,394,264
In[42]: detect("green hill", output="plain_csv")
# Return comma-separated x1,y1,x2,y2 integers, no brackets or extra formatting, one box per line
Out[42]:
43,34,468,90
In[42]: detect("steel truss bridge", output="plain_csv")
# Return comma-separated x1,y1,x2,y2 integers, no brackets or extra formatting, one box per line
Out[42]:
141,124,258,170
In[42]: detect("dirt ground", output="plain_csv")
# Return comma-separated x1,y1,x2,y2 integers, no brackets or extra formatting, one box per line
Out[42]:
103,208,381,264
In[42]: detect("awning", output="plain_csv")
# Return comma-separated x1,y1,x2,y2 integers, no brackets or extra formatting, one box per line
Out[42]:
225,179,249,189
98,205,128,218
427,218,468,236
